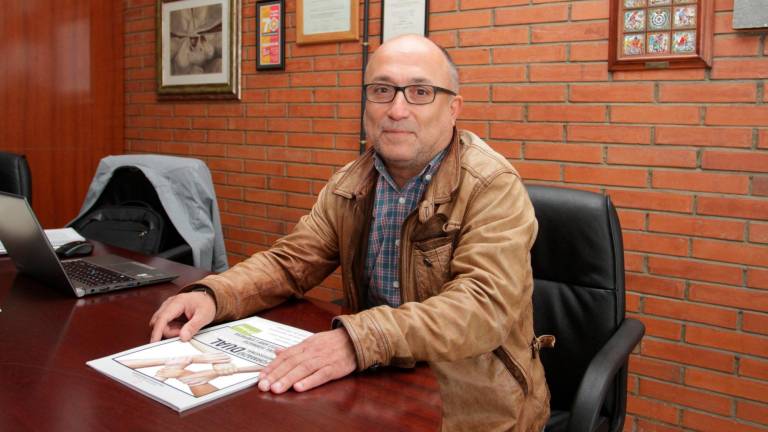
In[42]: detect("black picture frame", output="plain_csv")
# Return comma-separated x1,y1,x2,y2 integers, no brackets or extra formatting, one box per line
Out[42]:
256,0,285,70
381,0,429,43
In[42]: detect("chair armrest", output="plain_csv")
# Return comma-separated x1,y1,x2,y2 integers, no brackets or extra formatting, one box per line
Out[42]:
157,244,193,261
567,318,645,432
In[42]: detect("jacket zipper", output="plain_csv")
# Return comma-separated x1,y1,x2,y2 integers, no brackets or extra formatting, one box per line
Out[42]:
492,346,530,396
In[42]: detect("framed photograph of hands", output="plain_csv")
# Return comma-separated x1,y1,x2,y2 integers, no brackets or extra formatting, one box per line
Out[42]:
157,0,241,99
381,0,429,43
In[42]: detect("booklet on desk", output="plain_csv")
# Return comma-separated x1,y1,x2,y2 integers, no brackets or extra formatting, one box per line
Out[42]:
87,315,312,412
0,227,85,255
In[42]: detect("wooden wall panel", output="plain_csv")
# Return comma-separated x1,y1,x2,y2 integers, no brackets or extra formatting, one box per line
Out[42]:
0,0,124,227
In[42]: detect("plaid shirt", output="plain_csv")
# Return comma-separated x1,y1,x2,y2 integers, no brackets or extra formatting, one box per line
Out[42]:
365,149,447,307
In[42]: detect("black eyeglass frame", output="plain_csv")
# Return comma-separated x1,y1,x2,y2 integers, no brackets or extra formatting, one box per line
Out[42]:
363,83,457,105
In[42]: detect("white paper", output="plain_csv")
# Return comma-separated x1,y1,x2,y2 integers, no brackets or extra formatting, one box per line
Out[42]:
87,315,312,412
383,0,427,42
0,227,85,255
303,0,351,35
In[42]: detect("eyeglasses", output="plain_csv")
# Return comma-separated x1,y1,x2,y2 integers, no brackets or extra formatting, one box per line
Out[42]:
364,83,457,105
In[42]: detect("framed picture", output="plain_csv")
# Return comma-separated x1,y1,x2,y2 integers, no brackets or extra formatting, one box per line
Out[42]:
608,0,713,71
157,0,241,99
381,0,429,43
256,0,284,70
297,0,359,45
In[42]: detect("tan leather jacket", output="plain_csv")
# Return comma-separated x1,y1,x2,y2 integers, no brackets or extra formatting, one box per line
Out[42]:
194,129,550,431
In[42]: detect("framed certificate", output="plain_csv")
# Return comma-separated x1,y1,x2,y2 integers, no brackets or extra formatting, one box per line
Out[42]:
382,0,429,43
297,0,359,45
256,0,284,70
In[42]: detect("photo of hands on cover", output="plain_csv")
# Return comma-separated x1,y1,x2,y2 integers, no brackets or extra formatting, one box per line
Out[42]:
116,339,261,398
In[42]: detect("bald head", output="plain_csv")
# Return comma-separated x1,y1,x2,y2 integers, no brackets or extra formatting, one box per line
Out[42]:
365,35,459,91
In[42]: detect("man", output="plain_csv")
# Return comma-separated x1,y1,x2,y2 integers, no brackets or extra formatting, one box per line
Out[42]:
150,34,550,431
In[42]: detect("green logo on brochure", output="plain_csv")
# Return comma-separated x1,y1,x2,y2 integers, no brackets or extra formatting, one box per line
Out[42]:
231,323,262,335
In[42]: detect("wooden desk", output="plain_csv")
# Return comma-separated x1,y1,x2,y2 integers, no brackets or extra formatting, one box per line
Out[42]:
0,245,441,431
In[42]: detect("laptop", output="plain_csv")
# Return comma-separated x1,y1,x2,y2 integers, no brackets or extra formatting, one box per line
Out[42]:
0,192,178,297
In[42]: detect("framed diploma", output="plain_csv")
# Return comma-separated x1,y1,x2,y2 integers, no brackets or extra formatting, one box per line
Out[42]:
256,0,284,70
382,0,429,43
297,0,359,45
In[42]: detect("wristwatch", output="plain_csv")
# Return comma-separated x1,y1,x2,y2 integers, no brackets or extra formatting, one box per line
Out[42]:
188,285,217,306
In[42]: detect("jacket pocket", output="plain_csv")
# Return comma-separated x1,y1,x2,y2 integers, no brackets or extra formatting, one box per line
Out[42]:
492,346,530,396
412,237,453,301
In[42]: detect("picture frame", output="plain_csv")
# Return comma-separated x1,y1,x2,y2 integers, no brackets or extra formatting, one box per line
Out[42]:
381,0,429,43
608,0,713,71
296,0,359,45
157,0,241,99
256,0,284,70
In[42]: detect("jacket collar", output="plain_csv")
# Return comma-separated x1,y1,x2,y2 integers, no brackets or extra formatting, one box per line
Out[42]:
333,128,463,222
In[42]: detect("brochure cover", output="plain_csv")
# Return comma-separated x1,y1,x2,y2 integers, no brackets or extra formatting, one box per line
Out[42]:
87,316,312,412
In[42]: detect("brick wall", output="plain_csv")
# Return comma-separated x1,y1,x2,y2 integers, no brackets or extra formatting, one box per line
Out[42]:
124,0,767,430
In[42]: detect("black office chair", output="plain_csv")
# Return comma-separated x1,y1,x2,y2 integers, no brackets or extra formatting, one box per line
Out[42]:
0,151,32,202
69,166,193,265
527,185,645,432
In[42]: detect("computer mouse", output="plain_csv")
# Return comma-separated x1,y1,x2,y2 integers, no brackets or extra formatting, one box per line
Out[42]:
56,240,94,258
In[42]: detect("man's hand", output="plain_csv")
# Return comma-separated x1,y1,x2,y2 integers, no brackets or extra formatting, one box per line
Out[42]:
149,292,216,342
257,328,357,393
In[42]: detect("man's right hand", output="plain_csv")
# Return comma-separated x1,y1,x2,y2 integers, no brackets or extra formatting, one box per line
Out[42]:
149,291,216,343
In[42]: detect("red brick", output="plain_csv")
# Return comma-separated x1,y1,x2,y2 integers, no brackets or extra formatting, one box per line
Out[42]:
713,34,761,57
208,104,244,117
617,209,645,230
269,178,312,194
528,105,605,122
431,10,492,30
287,104,335,118
313,150,358,166
514,162,562,181
286,164,334,180
702,150,768,173
741,358,768,381
755,177,768,197
246,74,289,88
748,269,768,289
648,256,742,285
460,65,526,83
313,119,358,134
711,58,768,79
268,89,313,103
635,419,684,432
460,104,523,121
490,123,562,141
626,273,685,298
693,238,768,267
690,282,768,314
569,41,608,61
246,104,287,117
315,88,359,102
737,400,768,427
639,379,732,415
627,395,679,425
751,222,768,244
612,105,700,125
686,326,768,359
761,130,768,149
608,148,697,168
653,170,750,194
524,143,602,163
245,132,284,147
570,83,654,102
627,292,641,313
227,173,266,188
629,356,682,382
648,213,744,241
192,118,227,129
706,106,768,126
244,189,286,205
569,125,651,144
743,312,768,336
495,4,569,25
614,68,706,81
625,252,644,272
208,130,244,144
571,0,609,20
492,45,567,63
460,85,490,102
655,126,752,148
697,196,768,221
448,48,491,65
682,410,768,432
646,296,738,328
530,63,609,82
459,0,528,9
661,82,757,103
267,148,312,163
493,85,566,102
531,22,608,43
623,231,687,256
565,165,647,187
458,27,529,46
290,72,337,87
286,133,334,149
266,118,311,133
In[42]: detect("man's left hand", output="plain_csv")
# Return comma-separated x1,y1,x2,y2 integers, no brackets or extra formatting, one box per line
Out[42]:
257,327,357,393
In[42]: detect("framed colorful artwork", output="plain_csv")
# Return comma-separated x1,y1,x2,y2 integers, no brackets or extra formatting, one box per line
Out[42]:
157,0,241,99
256,0,284,70
297,0,359,45
609,0,713,71
381,0,429,43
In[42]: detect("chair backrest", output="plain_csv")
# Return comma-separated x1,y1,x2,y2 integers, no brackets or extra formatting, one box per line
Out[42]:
528,185,626,432
0,151,32,202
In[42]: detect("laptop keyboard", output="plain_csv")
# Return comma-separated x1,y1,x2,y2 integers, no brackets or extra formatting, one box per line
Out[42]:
62,260,134,287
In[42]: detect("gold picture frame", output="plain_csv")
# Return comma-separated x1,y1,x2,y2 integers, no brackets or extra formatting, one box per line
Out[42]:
157,0,241,99
297,0,359,45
